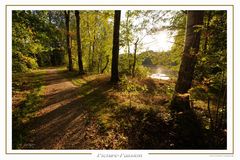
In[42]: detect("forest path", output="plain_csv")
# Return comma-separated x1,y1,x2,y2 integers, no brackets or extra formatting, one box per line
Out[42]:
20,68,207,149
23,68,98,149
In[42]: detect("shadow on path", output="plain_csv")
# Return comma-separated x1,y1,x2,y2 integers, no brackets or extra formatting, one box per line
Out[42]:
22,69,112,149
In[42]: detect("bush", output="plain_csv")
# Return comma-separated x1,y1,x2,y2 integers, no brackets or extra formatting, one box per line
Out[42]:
135,66,150,78
12,51,38,72
12,61,29,72
23,56,38,69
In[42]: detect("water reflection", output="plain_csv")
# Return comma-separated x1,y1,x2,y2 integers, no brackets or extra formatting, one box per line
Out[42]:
149,73,170,80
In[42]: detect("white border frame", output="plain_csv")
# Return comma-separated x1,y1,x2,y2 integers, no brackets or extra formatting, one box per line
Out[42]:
6,5,233,155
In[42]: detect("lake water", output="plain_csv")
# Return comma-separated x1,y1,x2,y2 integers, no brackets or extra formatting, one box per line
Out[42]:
148,66,170,80
149,73,170,80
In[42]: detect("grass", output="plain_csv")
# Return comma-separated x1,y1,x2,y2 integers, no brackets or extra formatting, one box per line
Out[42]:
12,70,45,149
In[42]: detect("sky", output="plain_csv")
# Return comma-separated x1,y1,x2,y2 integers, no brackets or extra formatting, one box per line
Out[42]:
119,10,175,54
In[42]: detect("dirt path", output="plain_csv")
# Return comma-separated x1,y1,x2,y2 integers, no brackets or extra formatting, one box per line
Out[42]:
19,68,210,149
23,68,96,149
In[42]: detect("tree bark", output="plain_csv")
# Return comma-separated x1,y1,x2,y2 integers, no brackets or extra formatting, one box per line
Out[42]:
171,11,204,111
64,11,73,71
88,42,92,71
98,53,103,73
111,10,121,83
75,11,84,75
132,38,139,77
126,11,131,72
86,15,92,72
101,55,109,73
92,35,96,70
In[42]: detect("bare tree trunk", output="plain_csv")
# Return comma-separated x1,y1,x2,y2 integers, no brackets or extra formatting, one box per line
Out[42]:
219,87,227,129
92,35,96,70
101,55,109,73
88,42,91,71
126,11,131,72
127,41,131,73
207,97,213,130
64,11,73,71
86,16,92,72
48,11,52,24
132,38,139,77
111,10,121,83
203,12,211,55
75,11,84,75
98,53,103,74
215,71,225,131
171,11,204,111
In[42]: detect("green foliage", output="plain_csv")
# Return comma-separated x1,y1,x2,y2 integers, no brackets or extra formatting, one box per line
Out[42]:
12,51,39,72
119,54,132,74
193,11,227,101
79,11,113,73
134,66,150,78
189,86,208,101
120,74,148,93
12,11,66,72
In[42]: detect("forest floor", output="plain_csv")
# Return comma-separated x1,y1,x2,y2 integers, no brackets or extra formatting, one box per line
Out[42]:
12,67,226,149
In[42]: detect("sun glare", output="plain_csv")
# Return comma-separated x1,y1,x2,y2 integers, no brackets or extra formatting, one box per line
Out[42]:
142,31,173,52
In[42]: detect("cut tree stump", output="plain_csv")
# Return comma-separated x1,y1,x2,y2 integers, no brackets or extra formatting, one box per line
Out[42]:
170,93,190,112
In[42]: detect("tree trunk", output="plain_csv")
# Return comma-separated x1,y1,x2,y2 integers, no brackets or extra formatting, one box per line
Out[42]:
64,11,73,71
203,12,211,55
101,55,109,73
88,42,92,71
86,16,92,72
98,53,103,73
132,38,139,77
75,11,84,75
127,41,131,72
48,11,52,24
171,11,204,111
126,11,131,72
92,35,96,70
111,10,121,83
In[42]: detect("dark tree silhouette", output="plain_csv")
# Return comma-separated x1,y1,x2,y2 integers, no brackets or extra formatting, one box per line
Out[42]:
75,11,84,75
110,10,121,83
64,11,73,71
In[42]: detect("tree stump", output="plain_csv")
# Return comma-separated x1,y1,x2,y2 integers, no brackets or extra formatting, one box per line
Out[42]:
171,93,190,112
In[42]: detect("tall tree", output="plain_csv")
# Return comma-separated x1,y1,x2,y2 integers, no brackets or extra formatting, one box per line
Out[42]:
75,11,84,75
64,11,73,71
111,10,121,83
171,11,204,111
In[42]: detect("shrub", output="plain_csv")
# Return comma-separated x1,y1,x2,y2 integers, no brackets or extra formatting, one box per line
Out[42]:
135,65,150,78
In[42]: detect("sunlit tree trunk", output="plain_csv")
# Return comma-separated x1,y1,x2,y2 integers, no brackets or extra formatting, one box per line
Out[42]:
75,11,84,75
111,10,121,83
171,11,204,111
64,11,73,71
